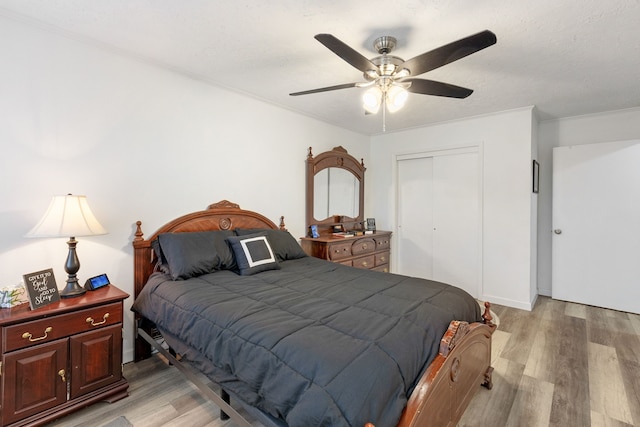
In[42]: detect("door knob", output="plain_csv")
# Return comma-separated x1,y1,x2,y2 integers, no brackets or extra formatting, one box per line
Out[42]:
554,229,562,234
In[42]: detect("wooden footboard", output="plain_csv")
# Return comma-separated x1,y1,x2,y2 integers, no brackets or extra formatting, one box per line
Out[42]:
395,304,495,427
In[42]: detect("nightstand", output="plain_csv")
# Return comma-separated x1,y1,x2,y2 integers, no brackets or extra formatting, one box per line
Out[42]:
0,285,129,426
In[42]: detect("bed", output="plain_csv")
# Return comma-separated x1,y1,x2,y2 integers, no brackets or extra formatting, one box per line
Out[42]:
131,200,495,427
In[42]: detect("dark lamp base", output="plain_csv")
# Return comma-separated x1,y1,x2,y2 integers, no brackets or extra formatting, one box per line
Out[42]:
60,280,86,298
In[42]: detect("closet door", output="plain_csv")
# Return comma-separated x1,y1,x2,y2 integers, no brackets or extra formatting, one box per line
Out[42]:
396,148,480,298
397,156,434,279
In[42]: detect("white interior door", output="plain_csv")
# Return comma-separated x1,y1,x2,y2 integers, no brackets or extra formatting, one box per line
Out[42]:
396,148,480,298
552,140,640,314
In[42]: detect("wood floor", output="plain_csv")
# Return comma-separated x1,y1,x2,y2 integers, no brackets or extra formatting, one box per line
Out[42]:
49,296,640,427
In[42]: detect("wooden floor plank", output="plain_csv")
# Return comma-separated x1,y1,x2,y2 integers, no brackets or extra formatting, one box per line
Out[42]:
505,374,554,427
589,342,634,424
548,312,592,427
458,357,524,427
619,358,640,426
523,317,561,383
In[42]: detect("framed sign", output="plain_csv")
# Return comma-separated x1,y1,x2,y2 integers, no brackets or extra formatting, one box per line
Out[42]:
533,160,540,194
22,268,60,310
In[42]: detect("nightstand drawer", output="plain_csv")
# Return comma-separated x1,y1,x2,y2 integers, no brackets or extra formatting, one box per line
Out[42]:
351,238,375,255
3,302,122,352
329,242,353,260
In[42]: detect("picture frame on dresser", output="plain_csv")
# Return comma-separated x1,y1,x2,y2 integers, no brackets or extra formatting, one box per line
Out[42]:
22,268,60,310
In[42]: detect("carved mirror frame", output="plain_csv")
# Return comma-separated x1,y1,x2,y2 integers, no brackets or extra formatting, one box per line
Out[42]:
306,146,365,236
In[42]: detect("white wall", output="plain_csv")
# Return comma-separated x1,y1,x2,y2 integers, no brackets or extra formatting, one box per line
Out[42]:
536,107,640,295
0,16,369,362
370,107,537,310
5,11,638,362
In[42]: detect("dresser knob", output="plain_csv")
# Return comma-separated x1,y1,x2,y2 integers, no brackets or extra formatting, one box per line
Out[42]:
58,369,66,383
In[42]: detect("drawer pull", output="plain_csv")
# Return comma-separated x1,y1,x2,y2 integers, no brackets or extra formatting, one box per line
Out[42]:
380,256,386,262
362,261,368,267
22,327,53,342
58,369,66,383
362,243,368,250
86,313,109,327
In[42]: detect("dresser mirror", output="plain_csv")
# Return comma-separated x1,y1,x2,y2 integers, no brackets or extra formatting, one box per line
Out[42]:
313,168,359,219
306,146,365,236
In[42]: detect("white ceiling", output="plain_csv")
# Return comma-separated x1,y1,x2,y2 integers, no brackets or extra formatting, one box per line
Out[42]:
1,0,639,135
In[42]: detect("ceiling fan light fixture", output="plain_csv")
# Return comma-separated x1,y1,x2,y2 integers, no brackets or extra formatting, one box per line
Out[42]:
363,87,382,114
386,85,408,113
394,68,410,79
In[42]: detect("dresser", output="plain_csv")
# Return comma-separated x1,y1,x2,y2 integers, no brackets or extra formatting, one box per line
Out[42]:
301,231,392,272
0,285,129,426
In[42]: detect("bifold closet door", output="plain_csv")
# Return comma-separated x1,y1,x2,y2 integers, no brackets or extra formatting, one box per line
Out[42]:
397,156,435,279
397,149,479,298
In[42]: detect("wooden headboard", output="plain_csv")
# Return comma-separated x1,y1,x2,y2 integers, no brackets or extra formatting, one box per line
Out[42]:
132,200,285,300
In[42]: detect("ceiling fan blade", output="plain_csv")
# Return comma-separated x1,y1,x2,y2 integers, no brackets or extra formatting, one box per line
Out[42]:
290,82,359,96
402,30,496,76
315,34,378,73
405,78,474,98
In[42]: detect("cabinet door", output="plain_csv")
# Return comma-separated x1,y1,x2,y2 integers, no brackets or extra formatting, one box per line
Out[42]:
2,339,68,425
70,324,122,399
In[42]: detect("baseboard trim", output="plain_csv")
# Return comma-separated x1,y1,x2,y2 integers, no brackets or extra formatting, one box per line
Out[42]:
481,294,535,311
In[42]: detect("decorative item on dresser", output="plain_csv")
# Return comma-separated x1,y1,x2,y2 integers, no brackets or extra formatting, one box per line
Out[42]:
0,285,129,426
300,231,391,271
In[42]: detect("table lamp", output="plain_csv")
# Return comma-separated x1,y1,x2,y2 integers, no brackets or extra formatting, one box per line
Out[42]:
25,194,107,298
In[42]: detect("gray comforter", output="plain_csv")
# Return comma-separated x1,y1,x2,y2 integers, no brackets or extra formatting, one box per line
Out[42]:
132,256,481,427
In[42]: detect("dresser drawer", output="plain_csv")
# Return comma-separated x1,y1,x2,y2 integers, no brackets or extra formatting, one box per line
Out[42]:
351,238,375,256
329,242,353,260
374,236,391,250
372,264,389,273
3,302,122,352
375,251,390,266
353,255,375,270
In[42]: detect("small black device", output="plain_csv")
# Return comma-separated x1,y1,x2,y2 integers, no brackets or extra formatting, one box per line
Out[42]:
84,274,111,291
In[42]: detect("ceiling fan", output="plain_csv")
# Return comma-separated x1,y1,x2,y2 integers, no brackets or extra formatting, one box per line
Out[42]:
290,30,497,121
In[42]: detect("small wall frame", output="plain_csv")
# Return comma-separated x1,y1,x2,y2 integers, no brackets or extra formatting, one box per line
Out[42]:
532,160,540,193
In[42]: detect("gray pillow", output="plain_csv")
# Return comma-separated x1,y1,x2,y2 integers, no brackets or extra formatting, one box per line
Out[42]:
234,228,307,261
157,230,235,280
226,232,280,276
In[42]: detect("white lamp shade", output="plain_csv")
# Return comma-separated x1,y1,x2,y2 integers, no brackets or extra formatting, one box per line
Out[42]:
26,195,107,238
362,87,382,114
387,86,409,113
